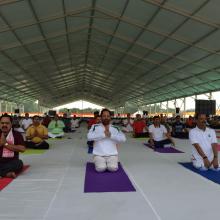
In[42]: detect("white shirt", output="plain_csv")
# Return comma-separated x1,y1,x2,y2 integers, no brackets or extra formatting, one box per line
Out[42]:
21,118,33,130
189,126,217,162
71,119,79,128
122,118,134,132
149,124,167,141
87,123,126,156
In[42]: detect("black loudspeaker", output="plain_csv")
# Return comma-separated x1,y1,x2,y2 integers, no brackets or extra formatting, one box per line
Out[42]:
176,107,180,114
195,100,216,115
143,111,148,115
14,109,19,114
48,110,56,116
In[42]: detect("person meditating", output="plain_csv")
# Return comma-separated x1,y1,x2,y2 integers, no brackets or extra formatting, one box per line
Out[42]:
0,114,25,178
122,113,134,133
48,114,65,138
87,108,126,172
171,115,189,139
26,115,49,149
189,113,219,171
133,114,148,138
148,116,175,148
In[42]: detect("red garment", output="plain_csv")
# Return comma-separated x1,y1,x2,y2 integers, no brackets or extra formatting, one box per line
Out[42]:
42,117,51,128
133,120,146,134
186,118,194,127
88,118,97,129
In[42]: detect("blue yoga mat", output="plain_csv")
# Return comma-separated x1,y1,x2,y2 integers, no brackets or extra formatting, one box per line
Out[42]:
84,162,136,193
179,162,220,185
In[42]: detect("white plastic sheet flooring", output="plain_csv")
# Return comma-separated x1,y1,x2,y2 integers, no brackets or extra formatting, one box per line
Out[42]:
0,124,220,220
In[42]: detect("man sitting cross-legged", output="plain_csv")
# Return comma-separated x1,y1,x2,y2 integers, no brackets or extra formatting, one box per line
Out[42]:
122,113,134,133
148,116,175,148
26,115,49,149
171,115,189,139
132,114,148,138
189,113,220,171
87,108,126,172
0,114,25,178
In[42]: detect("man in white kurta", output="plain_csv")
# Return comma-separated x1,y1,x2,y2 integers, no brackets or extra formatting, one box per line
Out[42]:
122,113,134,132
189,113,219,171
87,109,126,172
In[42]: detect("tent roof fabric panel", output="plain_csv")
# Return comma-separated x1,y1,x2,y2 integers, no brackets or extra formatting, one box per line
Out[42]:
0,0,219,108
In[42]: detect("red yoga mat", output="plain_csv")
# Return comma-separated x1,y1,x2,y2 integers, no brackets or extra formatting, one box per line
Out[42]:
0,165,30,191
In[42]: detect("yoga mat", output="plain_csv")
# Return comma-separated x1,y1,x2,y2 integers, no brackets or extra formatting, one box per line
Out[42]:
143,143,154,149
144,143,184,153
0,165,30,191
84,162,136,193
22,149,46,155
179,162,220,185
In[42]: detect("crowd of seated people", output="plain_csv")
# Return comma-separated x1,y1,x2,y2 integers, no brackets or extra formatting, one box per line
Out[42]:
1,111,220,177
208,116,220,129
119,113,194,140
1,112,83,148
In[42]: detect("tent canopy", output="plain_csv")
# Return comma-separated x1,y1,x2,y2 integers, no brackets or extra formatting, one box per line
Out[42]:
0,0,220,108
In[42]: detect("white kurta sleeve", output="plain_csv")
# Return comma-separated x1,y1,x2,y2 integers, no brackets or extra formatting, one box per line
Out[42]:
189,129,198,144
110,128,126,143
211,129,217,144
87,125,105,141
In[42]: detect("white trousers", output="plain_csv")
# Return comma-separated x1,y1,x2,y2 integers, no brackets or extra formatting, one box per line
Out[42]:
192,158,220,171
48,132,64,138
93,155,118,172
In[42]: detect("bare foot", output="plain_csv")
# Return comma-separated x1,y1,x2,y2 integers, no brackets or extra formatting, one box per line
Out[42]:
6,172,16,178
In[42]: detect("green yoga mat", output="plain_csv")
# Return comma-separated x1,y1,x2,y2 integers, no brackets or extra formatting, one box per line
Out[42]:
22,149,46,155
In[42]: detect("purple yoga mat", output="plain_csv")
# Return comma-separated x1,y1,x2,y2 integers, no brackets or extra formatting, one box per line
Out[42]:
84,162,136,193
144,143,184,153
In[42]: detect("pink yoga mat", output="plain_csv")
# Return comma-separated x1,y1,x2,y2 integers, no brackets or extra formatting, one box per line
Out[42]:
0,165,30,191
